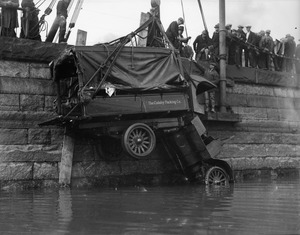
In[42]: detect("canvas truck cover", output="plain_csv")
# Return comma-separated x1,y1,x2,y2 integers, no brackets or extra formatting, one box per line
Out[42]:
53,45,187,92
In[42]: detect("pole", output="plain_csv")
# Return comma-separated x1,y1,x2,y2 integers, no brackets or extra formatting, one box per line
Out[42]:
219,0,227,113
197,0,208,32
180,0,188,38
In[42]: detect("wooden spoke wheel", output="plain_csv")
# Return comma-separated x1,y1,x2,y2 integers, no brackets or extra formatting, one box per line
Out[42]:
205,166,229,186
122,123,156,159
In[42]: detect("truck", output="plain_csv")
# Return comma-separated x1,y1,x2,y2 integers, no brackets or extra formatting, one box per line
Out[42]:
41,12,233,186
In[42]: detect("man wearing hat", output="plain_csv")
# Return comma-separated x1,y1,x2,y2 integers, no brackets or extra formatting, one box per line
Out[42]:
237,25,246,40
193,29,212,62
177,25,192,58
259,29,274,70
211,23,220,62
245,25,257,68
283,34,296,72
204,62,219,113
166,17,189,49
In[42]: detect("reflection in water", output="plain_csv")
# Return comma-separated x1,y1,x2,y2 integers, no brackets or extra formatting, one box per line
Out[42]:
0,179,299,235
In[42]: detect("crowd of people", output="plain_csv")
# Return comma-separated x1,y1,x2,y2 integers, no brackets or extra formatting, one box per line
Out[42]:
166,18,300,75
0,0,70,43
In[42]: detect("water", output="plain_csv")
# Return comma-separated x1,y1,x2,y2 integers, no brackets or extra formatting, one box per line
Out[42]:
0,179,299,235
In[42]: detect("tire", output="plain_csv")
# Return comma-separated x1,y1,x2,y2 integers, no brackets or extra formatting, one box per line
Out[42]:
205,166,229,186
122,123,156,159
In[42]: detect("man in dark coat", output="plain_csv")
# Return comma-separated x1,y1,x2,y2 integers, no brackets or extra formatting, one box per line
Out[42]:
193,30,212,62
45,0,70,43
20,0,41,40
177,25,192,58
259,29,274,70
204,62,219,113
165,17,184,49
0,0,19,37
245,25,258,68
237,25,246,65
211,23,219,62
283,34,296,73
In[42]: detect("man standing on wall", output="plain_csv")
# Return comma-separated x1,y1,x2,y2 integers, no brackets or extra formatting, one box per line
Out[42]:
20,0,41,40
204,62,219,113
45,0,70,43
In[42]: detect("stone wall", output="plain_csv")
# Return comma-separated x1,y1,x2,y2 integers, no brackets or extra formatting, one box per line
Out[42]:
0,59,64,189
1,54,300,189
203,66,300,180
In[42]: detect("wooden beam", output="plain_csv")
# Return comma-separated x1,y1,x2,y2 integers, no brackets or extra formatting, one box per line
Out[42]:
59,128,75,187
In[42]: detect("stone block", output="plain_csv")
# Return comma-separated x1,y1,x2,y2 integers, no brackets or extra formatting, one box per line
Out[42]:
72,161,121,178
45,96,56,112
266,108,280,120
0,77,55,95
210,131,282,145
28,128,51,144
246,95,278,108
51,128,64,144
0,129,28,145
265,144,298,157
73,144,95,161
138,160,165,174
0,163,33,180
0,94,19,109
20,94,45,111
230,84,274,96
0,144,61,162
273,87,294,98
226,93,248,107
33,162,58,180
0,60,29,78
218,143,268,159
237,119,292,133
293,98,300,109
280,134,300,145
278,109,300,122
120,160,141,175
0,111,57,128
277,97,296,110
230,156,300,170
29,63,51,80
293,90,300,98
236,107,268,120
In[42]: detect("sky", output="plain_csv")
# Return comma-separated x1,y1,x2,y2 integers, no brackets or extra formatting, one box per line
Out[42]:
34,0,300,46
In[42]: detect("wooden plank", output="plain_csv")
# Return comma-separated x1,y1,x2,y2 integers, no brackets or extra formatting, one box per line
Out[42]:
137,12,149,47
59,128,75,186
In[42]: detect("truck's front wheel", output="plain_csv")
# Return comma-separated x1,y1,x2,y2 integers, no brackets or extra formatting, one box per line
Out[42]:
205,166,229,186
122,123,156,159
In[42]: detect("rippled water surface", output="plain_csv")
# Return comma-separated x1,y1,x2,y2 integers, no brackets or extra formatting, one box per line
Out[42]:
0,179,299,235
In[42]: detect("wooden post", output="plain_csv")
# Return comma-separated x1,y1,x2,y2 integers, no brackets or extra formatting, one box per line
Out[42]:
75,29,87,46
137,12,149,47
59,128,75,187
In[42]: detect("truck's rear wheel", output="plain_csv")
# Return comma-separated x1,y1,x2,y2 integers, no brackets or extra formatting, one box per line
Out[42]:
122,123,156,159
205,166,229,186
